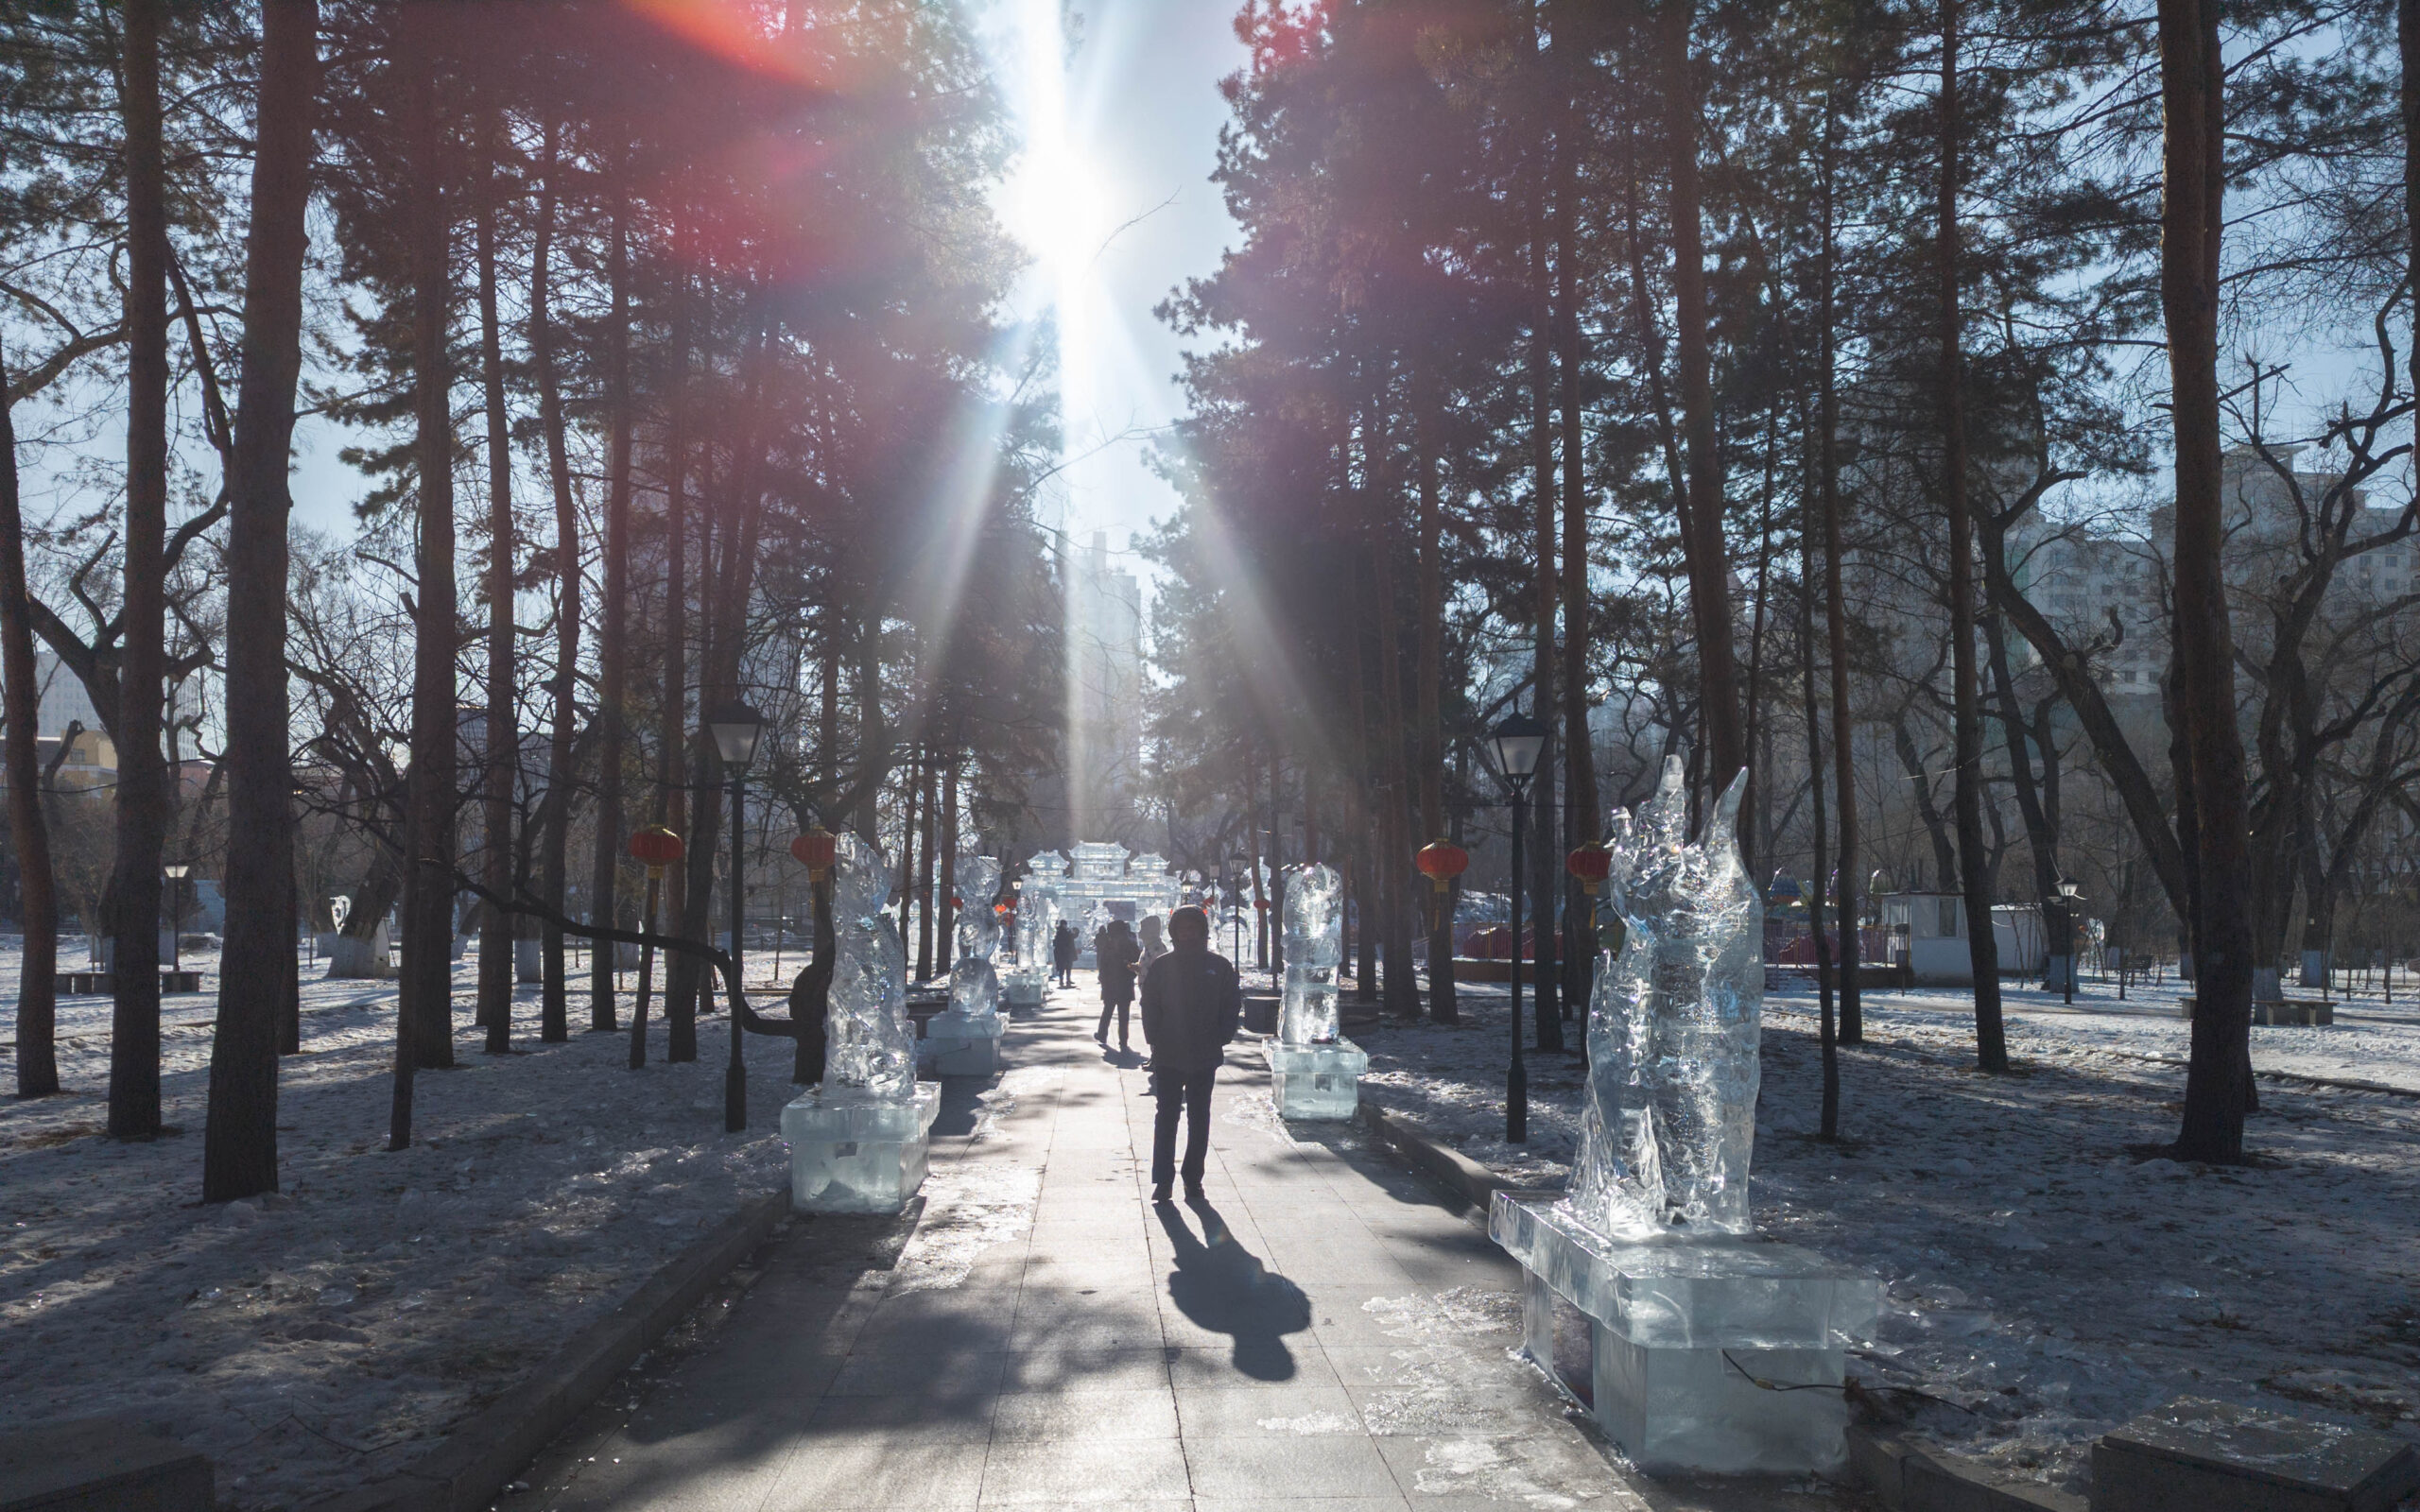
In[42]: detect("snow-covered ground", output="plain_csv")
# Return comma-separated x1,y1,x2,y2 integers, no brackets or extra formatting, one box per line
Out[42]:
1353,975,2420,1494
0,945,810,1511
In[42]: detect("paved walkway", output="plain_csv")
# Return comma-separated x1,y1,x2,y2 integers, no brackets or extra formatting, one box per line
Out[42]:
532,980,1753,1511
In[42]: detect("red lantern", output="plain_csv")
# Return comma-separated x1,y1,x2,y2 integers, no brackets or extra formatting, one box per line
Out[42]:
789,827,838,882
1566,844,1614,895
1414,840,1470,894
628,825,683,876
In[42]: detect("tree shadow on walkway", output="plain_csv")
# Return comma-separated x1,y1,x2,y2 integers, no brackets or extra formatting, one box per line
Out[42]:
1155,1197,1310,1382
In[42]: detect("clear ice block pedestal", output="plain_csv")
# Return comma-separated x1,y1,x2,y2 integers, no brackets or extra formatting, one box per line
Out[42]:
1262,1039,1368,1120
781,1083,943,1213
1002,976,1044,1014
920,1011,1005,1075
1491,1194,1879,1475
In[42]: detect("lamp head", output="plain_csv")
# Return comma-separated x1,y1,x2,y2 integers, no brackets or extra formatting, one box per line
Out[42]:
1488,710,1547,792
706,700,768,771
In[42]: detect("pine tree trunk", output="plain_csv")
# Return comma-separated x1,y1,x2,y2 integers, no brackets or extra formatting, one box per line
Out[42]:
475,129,516,1054
1937,0,2006,1070
588,180,633,1034
655,244,692,1004
2162,0,2255,1160
1413,395,1454,1022
1525,206,1563,1050
1659,0,1744,792
0,345,60,1099
937,764,958,976
1556,132,1598,1022
1798,477,1840,1139
201,0,316,1192
916,758,937,981
1816,103,1862,1041
530,127,577,1045
107,0,171,1141
392,3,457,1148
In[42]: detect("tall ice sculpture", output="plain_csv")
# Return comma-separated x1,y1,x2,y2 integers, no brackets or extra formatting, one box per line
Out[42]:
1005,850,1064,1011
1490,760,1879,1473
1263,863,1366,1119
780,832,941,1212
923,852,1007,1074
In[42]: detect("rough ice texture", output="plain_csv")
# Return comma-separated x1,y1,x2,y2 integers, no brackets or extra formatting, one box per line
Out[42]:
825,831,917,1095
947,854,1003,1022
781,1082,942,1212
1265,1040,1369,1119
1564,757,1761,1239
1008,850,1064,1001
1281,863,1343,1045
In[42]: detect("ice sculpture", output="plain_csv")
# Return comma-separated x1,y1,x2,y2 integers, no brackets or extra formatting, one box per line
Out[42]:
783,831,940,1212
823,831,917,1095
1489,760,1878,1473
946,854,1003,1021
1564,758,1762,1238
1266,863,1365,1118
1279,863,1342,1045
1006,850,1064,1008
925,852,1007,1074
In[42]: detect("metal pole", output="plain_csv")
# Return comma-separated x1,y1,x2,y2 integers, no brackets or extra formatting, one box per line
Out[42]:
1507,781,1529,1143
725,772,747,1132
2064,901,2075,1005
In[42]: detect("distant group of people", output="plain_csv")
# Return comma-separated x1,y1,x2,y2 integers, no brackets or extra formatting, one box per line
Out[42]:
1035,906,1239,1204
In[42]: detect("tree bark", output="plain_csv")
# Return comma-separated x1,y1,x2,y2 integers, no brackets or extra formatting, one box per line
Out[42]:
937,762,959,975
2161,0,2255,1161
655,252,692,1005
1816,102,1861,1040
587,178,633,1034
0,343,60,1099
529,125,577,1044
1798,479,1840,1139
392,1,456,1149
1525,198,1563,1049
1937,0,2006,1070
1554,88,1599,1022
202,0,317,1194
1413,389,1455,1022
475,121,516,1054
109,0,171,1141
1659,0,1744,793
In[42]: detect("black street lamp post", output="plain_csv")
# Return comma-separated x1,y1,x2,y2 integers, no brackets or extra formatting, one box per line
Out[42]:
1489,710,1547,1143
164,863,190,981
2055,878,2083,1006
709,700,766,1132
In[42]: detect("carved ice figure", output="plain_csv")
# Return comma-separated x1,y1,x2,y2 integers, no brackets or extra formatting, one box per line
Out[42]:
1009,851,1064,995
825,832,916,1096
1563,757,1761,1238
947,854,1003,1021
1280,863,1343,1045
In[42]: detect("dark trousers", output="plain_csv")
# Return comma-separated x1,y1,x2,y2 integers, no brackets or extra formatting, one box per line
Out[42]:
1150,1064,1218,1186
1096,995,1131,1044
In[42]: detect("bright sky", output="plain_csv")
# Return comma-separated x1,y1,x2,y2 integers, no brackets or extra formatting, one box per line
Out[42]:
278,0,1246,566
988,0,1246,567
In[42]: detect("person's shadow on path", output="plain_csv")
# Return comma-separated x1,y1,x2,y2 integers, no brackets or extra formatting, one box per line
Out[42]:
1155,1199,1310,1382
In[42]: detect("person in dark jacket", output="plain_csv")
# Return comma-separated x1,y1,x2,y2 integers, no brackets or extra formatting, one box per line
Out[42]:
1094,918,1143,1050
1051,920,1080,988
1138,906,1240,1203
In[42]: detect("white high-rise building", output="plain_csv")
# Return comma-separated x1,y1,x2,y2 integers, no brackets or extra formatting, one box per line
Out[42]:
1064,530,1144,840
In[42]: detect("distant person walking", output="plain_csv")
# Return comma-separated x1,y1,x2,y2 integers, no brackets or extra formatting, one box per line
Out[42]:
1051,920,1079,988
1094,918,1142,1051
1138,913,1169,978
1139,906,1240,1204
